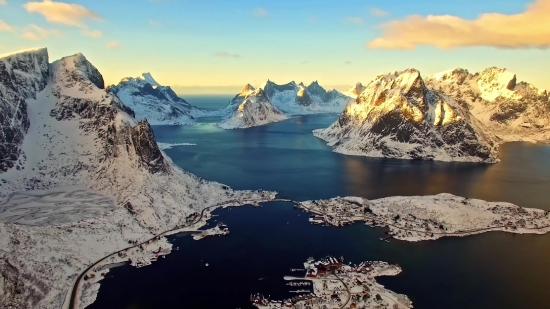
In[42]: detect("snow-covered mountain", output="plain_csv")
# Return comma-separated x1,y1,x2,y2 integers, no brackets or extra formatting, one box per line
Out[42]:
0,48,274,308
426,67,550,142
107,73,209,125
0,48,49,173
257,80,353,115
314,69,499,162
218,87,288,129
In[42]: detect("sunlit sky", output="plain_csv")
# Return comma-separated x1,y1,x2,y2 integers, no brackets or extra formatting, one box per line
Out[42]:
1,0,550,94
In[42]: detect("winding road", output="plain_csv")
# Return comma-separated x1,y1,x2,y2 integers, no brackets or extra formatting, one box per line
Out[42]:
67,197,291,309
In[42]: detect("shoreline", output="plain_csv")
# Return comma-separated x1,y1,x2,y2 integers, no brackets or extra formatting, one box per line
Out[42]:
67,195,290,309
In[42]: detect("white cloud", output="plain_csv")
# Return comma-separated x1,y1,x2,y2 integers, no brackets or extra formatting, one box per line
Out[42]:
105,41,120,49
22,24,61,40
342,17,364,25
367,0,550,50
0,0,7,6
253,7,268,17
214,50,241,58
370,8,388,17
81,29,102,38
0,20,14,32
24,0,101,28
148,19,162,29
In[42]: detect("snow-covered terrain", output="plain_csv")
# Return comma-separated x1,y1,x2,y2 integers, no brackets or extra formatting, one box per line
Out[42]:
426,67,550,142
0,48,276,309
262,80,353,115
0,48,49,172
298,194,550,242
218,87,288,129
219,80,354,120
106,72,212,125
314,69,499,162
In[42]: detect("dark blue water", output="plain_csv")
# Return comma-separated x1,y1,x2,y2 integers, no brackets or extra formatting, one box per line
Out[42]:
89,107,550,309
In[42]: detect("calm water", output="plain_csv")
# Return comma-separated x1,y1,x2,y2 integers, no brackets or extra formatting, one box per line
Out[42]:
89,103,550,309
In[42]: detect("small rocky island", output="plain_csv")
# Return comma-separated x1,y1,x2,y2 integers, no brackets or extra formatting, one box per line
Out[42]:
251,256,412,309
296,194,550,242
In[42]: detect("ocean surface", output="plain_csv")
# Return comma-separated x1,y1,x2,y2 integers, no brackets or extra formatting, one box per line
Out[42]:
89,96,550,309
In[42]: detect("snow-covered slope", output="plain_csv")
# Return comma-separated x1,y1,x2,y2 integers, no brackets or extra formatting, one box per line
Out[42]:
218,87,288,129
256,80,353,115
426,67,550,142
107,73,209,125
0,48,49,172
314,69,499,162
0,49,275,309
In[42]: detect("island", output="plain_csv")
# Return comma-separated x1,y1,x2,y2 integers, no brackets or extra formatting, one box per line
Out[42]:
296,193,550,242
251,256,412,309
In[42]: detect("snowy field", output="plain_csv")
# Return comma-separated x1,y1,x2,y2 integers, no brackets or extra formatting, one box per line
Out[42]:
0,186,114,226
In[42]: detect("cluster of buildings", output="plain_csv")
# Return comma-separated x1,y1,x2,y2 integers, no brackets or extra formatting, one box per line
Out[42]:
252,256,412,309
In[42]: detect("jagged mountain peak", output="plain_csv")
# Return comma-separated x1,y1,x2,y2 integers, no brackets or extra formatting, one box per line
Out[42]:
50,52,105,91
346,82,366,97
430,68,471,84
141,72,160,87
240,83,255,93
315,68,499,162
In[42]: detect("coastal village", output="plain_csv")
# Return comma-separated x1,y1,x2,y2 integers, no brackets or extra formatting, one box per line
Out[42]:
251,256,412,309
296,194,550,242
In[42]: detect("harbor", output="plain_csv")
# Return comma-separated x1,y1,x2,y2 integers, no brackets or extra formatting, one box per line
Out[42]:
250,256,412,309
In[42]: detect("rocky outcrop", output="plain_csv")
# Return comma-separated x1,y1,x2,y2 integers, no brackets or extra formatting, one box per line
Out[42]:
0,48,49,172
130,119,167,173
314,69,499,162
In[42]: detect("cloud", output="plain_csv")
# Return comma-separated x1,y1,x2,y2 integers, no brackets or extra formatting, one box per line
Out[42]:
345,61,352,65
370,8,388,17
24,0,101,28
0,20,14,32
342,17,364,25
22,24,61,40
214,50,241,58
0,0,7,5
367,0,550,50
300,61,308,65
253,7,268,17
148,19,162,29
105,41,120,49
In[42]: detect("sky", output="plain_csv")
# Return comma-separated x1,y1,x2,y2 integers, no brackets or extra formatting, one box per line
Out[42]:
1,0,550,94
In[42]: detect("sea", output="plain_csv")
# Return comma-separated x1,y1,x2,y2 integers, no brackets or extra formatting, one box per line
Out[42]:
88,95,550,309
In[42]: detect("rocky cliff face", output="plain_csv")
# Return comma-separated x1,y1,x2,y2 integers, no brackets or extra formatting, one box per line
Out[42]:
314,69,499,162
218,88,288,129
107,73,207,125
426,67,550,142
0,48,49,172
